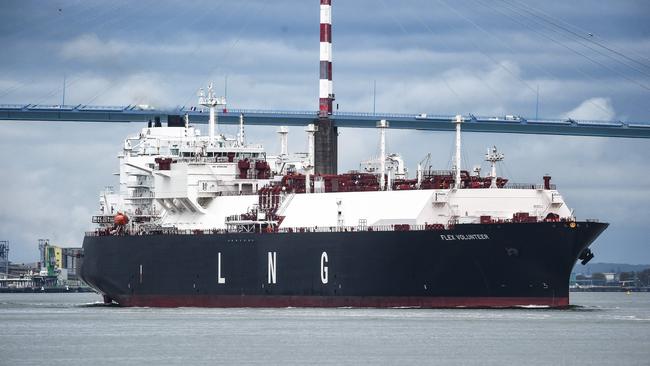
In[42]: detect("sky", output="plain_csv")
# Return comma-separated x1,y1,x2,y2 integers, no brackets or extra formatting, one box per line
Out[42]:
0,0,649,264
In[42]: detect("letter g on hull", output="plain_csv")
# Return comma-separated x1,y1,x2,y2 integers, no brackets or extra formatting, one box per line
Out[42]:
321,251,329,284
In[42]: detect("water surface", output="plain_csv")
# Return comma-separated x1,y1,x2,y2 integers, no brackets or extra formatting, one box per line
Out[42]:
1,292,649,365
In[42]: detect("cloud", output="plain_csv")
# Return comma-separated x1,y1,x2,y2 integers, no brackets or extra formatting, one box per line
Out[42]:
95,73,175,107
562,97,616,121
60,33,128,61
31,72,179,107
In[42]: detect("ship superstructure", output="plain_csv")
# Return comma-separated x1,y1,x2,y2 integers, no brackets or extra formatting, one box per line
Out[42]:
93,85,309,231
95,109,573,234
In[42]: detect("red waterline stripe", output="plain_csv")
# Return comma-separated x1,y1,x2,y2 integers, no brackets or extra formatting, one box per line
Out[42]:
114,295,569,309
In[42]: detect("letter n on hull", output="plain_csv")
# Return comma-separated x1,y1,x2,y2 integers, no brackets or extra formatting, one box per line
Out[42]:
268,252,277,284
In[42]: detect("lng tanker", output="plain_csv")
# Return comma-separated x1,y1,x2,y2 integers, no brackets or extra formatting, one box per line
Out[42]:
80,0,607,308
80,99,606,308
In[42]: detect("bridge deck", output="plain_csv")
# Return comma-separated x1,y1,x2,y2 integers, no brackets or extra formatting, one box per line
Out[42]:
1,104,649,138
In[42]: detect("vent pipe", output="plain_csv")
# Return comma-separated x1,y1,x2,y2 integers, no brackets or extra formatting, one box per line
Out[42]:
306,124,318,193
377,119,389,190
454,115,463,189
278,126,289,156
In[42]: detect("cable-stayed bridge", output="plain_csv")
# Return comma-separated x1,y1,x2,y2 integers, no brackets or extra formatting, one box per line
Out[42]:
1,103,649,138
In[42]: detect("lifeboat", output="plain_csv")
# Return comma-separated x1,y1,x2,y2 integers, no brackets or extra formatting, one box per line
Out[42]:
114,212,129,226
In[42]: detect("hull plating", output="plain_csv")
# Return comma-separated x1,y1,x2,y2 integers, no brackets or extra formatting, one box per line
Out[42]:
81,222,607,308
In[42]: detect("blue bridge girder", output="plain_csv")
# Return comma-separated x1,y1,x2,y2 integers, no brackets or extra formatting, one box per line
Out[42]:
1,104,649,138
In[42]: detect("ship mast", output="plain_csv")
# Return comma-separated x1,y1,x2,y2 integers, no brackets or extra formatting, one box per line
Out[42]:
485,146,504,188
198,83,226,145
454,115,463,189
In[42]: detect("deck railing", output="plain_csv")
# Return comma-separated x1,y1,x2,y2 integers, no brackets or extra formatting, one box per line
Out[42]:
503,183,556,190
85,217,583,238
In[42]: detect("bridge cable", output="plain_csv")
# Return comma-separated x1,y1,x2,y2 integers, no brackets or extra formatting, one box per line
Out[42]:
467,0,641,117
505,0,650,71
81,1,230,107
182,0,269,109
7,1,148,104
410,3,512,108
0,1,126,97
378,0,470,113
496,0,650,91
436,0,541,96
442,0,619,118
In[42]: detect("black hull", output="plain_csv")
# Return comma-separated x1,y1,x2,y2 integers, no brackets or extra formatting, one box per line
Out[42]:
81,222,607,308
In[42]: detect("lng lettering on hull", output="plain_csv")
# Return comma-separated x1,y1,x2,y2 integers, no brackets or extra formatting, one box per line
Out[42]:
215,250,328,286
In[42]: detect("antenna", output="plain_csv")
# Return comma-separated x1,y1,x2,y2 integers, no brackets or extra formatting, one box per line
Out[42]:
62,74,66,106
535,84,539,120
224,75,228,101
373,80,376,114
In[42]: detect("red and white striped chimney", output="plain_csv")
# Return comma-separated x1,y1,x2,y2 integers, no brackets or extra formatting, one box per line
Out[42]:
319,0,334,117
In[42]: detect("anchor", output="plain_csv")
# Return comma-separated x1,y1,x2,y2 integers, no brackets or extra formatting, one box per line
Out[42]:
578,248,594,265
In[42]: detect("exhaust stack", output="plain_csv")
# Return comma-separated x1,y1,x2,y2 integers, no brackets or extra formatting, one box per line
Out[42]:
314,0,338,175
319,0,334,117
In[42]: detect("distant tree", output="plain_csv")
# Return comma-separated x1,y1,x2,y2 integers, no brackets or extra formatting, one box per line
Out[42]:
638,269,650,287
619,272,636,282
